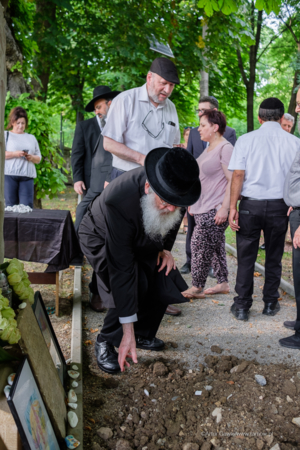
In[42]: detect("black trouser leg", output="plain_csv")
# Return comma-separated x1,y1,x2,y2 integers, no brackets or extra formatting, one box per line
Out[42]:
263,202,288,303
289,210,300,332
99,295,166,348
186,212,195,265
235,223,261,309
89,271,99,295
99,266,188,347
235,199,288,310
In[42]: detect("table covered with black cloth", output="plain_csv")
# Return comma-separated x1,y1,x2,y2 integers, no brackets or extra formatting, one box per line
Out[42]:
4,210,81,272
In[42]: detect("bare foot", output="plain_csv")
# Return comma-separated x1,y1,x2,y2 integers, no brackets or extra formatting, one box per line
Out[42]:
182,287,205,299
204,282,230,295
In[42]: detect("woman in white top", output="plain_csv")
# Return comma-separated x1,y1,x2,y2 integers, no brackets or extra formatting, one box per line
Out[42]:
5,107,42,208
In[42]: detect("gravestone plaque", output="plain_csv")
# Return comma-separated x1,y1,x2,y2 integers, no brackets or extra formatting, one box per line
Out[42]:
17,304,67,441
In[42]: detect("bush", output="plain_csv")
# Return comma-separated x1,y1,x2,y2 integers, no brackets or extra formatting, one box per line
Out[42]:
5,92,68,201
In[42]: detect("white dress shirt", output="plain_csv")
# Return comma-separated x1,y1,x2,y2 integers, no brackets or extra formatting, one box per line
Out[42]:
228,122,300,199
102,83,180,172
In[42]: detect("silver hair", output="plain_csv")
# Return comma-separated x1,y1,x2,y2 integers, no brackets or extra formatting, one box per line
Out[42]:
283,113,295,123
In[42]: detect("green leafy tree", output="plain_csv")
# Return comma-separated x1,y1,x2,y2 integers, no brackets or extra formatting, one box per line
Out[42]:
4,92,68,207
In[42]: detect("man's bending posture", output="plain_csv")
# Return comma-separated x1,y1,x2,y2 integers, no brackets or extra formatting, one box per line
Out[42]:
78,147,201,373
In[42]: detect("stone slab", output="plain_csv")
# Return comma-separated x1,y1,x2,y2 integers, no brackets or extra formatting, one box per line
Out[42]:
17,304,67,441
69,266,82,445
71,266,82,364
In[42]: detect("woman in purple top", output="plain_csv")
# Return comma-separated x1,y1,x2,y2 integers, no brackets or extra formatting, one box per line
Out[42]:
182,110,233,299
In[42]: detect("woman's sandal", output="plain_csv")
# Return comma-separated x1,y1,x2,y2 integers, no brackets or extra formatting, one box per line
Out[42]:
182,287,206,299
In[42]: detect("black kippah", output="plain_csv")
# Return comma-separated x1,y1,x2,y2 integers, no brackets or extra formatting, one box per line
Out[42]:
260,97,284,110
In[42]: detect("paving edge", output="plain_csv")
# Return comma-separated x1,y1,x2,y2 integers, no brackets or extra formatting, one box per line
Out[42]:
67,265,83,445
225,242,295,298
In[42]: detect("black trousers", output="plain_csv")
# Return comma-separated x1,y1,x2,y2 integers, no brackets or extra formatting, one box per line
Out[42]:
185,211,195,264
75,188,101,295
99,266,188,347
234,199,288,310
289,210,300,332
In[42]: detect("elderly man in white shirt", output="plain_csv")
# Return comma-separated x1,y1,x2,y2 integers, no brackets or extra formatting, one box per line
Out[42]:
102,57,180,179
102,57,181,317
228,97,300,322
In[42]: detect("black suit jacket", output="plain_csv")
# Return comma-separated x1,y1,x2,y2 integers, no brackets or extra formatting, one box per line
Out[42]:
89,133,112,192
71,116,100,190
78,167,185,316
186,125,237,159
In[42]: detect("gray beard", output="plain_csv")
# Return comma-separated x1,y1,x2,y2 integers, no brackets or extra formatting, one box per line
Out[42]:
147,84,169,105
140,193,181,241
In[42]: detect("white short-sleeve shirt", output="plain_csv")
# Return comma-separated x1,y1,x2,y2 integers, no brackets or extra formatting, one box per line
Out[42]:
102,83,180,172
228,122,300,199
4,131,42,179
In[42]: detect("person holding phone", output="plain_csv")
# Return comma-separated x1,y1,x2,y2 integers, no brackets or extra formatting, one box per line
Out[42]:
4,107,41,208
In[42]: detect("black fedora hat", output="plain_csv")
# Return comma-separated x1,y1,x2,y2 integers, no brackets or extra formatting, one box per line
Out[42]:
144,147,201,207
85,85,120,112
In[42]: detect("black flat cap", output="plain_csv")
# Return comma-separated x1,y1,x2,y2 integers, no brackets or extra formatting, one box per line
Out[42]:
150,57,180,85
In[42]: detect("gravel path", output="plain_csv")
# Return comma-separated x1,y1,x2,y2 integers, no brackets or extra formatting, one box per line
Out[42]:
84,233,300,370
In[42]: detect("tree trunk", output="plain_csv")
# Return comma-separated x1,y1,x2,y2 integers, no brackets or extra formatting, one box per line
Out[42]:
247,44,256,132
200,23,209,96
71,80,85,123
287,68,299,135
4,4,33,98
0,4,6,263
33,185,42,209
33,0,56,99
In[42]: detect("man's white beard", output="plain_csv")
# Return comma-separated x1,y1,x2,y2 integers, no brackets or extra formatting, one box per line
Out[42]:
140,192,181,241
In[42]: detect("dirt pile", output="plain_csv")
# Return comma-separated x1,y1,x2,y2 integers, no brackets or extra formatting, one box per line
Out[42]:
83,354,300,450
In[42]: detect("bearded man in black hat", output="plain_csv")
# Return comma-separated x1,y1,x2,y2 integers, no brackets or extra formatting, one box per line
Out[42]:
228,97,300,322
78,147,201,374
71,85,119,311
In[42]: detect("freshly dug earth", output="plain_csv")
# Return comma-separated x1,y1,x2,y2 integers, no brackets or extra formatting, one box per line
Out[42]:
83,355,300,449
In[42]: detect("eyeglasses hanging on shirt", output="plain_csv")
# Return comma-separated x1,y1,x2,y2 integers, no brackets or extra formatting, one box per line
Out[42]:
142,109,165,139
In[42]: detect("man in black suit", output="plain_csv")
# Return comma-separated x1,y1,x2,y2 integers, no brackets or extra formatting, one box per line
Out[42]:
71,85,119,311
78,147,201,374
180,95,237,275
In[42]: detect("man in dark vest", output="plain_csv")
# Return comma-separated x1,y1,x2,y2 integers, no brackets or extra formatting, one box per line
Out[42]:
78,147,201,374
71,86,120,311
180,95,237,275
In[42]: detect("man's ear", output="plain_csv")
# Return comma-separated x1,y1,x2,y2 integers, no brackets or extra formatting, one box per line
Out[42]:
145,181,150,194
107,100,112,107
258,116,264,125
279,114,284,123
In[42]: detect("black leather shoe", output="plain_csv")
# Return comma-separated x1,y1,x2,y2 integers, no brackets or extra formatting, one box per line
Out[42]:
208,267,216,278
135,336,165,351
262,301,280,316
259,243,265,250
279,333,300,349
89,292,106,312
95,340,120,374
284,320,296,330
230,303,249,321
180,262,191,274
